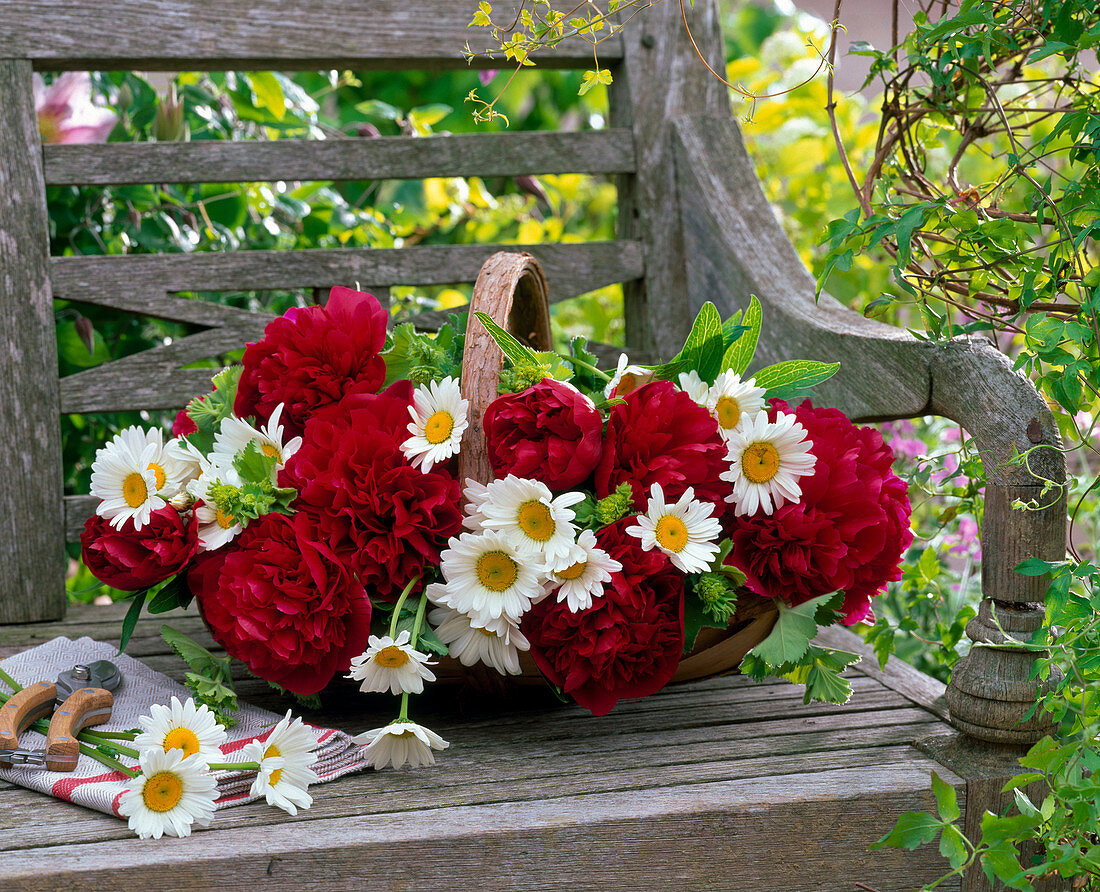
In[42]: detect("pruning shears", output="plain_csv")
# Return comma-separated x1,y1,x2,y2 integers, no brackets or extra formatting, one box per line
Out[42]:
0,661,121,772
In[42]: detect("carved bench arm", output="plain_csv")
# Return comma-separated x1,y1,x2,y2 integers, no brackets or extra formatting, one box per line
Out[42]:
671,114,1067,744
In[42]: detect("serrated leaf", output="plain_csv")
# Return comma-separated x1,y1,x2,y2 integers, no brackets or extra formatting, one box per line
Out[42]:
473,312,541,367
234,439,279,484
870,811,942,850
932,771,961,823
721,296,762,375
752,360,840,402
749,592,836,667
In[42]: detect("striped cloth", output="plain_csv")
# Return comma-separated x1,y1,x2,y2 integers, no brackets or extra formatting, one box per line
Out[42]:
0,636,368,818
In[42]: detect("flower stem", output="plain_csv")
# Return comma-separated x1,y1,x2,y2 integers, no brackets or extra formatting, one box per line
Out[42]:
78,731,140,758
79,729,136,741
388,576,421,638
409,592,429,649
0,666,23,694
397,692,410,723
207,761,261,772
560,354,611,381
80,743,139,778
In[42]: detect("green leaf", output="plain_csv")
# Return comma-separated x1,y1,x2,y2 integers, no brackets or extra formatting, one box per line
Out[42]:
1014,557,1054,576
980,846,1028,890
682,593,731,653
676,302,725,383
246,72,286,121
146,575,192,614
118,591,148,653
163,625,239,724
748,592,837,667
233,439,279,484
752,360,840,402
870,811,942,850
354,99,402,121
938,823,969,870
395,613,450,658
932,771,961,823
721,296,762,375
564,336,601,395
798,646,859,704
473,312,541,368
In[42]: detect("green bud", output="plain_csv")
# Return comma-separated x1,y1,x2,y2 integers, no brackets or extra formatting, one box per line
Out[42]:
153,84,188,142
695,572,739,624
594,482,634,526
497,358,553,394
409,364,440,387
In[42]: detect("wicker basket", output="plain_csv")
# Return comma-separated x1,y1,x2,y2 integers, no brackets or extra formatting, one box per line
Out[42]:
431,251,778,687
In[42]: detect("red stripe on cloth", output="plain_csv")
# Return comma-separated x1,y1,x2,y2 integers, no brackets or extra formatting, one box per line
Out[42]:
51,769,131,803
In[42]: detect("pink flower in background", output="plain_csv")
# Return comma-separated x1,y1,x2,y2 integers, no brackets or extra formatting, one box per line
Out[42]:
878,420,925,462
33,72,118,145
944,515,981,560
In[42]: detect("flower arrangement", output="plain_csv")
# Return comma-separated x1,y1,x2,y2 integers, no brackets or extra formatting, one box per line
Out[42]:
80,282,912,770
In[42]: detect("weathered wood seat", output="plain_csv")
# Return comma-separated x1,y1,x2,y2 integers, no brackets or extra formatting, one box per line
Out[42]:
0,1,1066,889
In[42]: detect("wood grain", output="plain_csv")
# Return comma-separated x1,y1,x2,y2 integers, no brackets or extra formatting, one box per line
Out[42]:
0,59,66,623
44,130,637,186
1,1,622,70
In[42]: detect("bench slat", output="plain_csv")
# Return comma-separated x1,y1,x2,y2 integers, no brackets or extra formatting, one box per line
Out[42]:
43,130,637,186
52,241,644,302
3,1,621,70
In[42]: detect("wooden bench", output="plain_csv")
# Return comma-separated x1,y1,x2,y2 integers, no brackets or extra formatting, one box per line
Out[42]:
0,1,1066,888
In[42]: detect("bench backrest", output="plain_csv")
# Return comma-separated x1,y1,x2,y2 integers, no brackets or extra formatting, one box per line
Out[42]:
0,0,731,621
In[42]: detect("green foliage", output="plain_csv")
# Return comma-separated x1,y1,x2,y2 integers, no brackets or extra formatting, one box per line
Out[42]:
748,592,838,667
161,625,239,726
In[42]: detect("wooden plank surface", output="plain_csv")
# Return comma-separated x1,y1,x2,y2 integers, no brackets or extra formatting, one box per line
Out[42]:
44,130,637,186
0,602,962,888
0,59,67,623
1,1,622,70
51,241,644,306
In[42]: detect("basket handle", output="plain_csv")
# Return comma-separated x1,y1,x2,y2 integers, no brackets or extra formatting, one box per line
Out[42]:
458,251,552,488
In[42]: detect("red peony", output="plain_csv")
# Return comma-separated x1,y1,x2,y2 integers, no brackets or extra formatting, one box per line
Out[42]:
233,286,388,436
280,380,464,601
595,380,729,509
81,507,199,591
724,400,913,624
171,405,197,437
522,518,684,715
187,511,371,695
484,379,604,489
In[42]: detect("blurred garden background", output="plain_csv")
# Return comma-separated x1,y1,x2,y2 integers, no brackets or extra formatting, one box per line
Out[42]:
51,0,1096,693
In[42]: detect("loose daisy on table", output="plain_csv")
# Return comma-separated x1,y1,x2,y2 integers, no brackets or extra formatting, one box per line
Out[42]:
429,605,530,675
239,710,319,816
401,376,469,473
604,353,653,399
547,529,623,612
134,696,227,765
626,484,722,574
90,426,183,530
428,531,545,625
354,720,449,770
476,475,585,565
117,748,217,840
187,457,245,551
211,402,302,472
722,411,816,516
348,629,437,696
706,370,766,440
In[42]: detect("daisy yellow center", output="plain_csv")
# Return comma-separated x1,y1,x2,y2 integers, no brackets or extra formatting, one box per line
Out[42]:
146,461,167,490
476,551,519,592
655,515,689,553
516,500,555,542
162,727,201,758
742,442,781,484
476,626,498,638
142,771,184,813
122,472,148,508
215,507,236,530
714,396,742,430
375,645,410,668
261,442,280,459
424,411,454,445
263,744,282,786
558,560,588,580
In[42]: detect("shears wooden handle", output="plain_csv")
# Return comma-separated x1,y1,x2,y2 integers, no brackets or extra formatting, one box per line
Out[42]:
0,683,114,771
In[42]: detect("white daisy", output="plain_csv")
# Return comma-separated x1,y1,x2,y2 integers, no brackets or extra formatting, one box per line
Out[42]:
90,427,169,530
477,475,585,565
547,529,623,612
239,710,319,816
211,403,302,473
165,436,203,490
348,630,437,696
401,376,469,473
677,370,711,405
429,533,545,625
722,411,817,516
461,477,491,531
706,370,767,440
117,748,217,840
626,484,722,574
429,606,530,675
133,696,227,765
188,456,245,551
604,353,653,399
353,721,449,770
